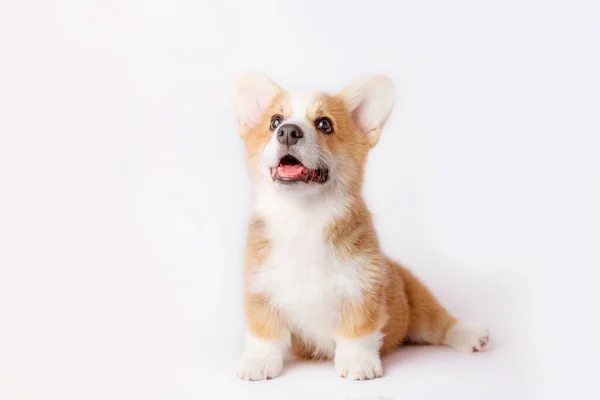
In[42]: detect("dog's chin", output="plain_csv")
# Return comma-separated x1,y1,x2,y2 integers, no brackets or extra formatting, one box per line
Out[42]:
272,179,327,193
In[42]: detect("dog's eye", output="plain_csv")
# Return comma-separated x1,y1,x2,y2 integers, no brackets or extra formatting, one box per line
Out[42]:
270,115,283,131
316,117,333,134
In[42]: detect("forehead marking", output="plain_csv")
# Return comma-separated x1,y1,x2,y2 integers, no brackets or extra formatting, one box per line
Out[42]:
286,91,320,121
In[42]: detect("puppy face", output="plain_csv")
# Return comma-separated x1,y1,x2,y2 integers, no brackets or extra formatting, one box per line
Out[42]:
235,72,395,197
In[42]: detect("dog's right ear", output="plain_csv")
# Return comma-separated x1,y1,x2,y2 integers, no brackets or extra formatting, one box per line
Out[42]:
235,71,281,136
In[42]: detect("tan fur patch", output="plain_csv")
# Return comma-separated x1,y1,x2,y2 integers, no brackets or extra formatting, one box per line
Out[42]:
240,95,284,177
244,292,287,340
242,215,287,340
396,264,457,345
290,334,331,361
337,288,385,338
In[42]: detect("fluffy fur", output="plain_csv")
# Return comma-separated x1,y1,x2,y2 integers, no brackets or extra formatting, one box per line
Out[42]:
234,71,489,381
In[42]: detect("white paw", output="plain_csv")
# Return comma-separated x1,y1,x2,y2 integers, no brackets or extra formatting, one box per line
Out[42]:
335,353,383,380
236,355,283,381
444,321,490,353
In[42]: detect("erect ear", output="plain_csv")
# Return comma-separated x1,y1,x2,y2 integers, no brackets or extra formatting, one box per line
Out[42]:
340,76,395,148
234,71,281,136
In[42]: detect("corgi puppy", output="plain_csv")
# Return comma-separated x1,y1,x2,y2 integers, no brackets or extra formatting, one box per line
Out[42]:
234,72,490,381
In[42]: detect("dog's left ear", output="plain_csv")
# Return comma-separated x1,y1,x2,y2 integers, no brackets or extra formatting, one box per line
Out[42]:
340,76,395,148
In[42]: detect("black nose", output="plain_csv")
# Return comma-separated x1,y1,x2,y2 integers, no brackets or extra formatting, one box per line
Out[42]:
277,124,304,146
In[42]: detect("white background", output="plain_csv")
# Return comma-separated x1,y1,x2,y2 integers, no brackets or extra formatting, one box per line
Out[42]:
1,0,599,399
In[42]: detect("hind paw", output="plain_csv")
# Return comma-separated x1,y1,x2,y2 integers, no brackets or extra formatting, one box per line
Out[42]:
443,321,490,352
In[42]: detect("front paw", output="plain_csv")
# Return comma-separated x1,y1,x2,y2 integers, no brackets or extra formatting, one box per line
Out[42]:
236,355,283,381
334,353,383,380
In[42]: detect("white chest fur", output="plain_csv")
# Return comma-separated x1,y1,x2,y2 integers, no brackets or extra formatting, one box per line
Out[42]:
251,187,362,355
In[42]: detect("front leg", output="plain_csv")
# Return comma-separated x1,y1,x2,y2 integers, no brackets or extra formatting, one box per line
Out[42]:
236,293,288,381
334,295,385,380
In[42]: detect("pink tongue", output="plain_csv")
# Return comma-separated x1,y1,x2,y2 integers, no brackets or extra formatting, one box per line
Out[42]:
278,164,307,178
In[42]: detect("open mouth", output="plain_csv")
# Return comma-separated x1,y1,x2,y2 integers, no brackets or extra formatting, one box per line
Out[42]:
271,154,329,184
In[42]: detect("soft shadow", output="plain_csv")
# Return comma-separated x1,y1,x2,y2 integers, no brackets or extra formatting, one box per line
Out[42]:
382,343,455,369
